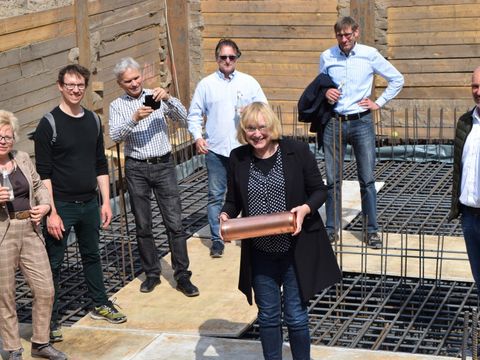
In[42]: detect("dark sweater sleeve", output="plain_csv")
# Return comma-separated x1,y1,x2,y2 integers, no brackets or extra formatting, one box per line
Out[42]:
221,149,243,218
95,125,109,176
34,116,54,180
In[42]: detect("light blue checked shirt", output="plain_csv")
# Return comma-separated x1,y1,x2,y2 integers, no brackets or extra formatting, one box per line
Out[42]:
320,43,404,115
188,70,267,157
109,89,187,159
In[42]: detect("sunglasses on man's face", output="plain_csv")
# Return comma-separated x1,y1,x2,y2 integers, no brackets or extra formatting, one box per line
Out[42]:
218,55,238,61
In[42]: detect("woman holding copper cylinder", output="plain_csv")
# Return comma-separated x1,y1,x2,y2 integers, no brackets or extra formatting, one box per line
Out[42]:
0,110,67,360
219,102,341,360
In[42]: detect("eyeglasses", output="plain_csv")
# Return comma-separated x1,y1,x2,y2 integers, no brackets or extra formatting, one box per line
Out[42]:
336,32,354,39
219,55,237,61
63,83,86,91
0,135,14,144
245,125,268,134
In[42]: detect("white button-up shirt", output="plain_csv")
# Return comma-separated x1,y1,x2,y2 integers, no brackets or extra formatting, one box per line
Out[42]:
460,106,480,208
187,70,267,157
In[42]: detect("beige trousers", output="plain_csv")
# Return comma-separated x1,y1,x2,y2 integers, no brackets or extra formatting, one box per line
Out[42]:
0,218,54,351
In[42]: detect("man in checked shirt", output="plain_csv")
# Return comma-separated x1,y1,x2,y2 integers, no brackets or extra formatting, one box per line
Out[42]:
109,57,199,297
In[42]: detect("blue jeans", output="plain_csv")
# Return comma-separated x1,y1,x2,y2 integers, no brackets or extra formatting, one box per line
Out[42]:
323,114,378,234
252,250,310,360
461,206,480,287
205,151,229,246
125,155,191,281
45,198,108,324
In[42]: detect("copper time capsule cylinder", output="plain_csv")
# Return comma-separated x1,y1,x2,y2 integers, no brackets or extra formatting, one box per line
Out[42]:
220,211,297,242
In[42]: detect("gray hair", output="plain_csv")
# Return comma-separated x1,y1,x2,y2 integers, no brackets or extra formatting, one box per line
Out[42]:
113,57,141,80
0,109,19,141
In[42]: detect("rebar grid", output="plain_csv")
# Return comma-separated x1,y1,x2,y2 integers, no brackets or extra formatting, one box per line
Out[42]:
12,145,472,357
326,161,462,236
242,272,477,357
15,168,209,325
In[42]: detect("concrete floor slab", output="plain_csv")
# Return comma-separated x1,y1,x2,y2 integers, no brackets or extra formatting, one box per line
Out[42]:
336,231,472,281
74,237,257,337
130,333,458,360
0,324,156,360
2,327,461,360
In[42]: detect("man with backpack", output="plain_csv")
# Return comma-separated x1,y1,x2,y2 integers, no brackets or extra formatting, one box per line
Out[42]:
34,64,127,343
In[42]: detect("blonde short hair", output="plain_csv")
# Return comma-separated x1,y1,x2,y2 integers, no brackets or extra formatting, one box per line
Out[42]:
237,102,282,144
0,109,19,141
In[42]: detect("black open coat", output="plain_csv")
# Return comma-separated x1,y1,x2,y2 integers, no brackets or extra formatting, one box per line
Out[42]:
222,138,342,304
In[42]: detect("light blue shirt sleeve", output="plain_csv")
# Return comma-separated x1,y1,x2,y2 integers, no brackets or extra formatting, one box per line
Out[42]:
370,49,404,108
187,81,207,141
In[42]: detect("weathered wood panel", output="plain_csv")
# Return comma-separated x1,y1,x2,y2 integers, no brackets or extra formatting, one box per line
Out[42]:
383,0,479,6
98,28,160,57
203,25,333,39
89,0,160,29
203,13,337,26
201,0,337,13
389,18,475,33
0,34,75,68
203,38,335,53
389,31,480,46
388,3,480,20
0,19,75,52
386,0,480,114
0,5,73,35
391,59,479,74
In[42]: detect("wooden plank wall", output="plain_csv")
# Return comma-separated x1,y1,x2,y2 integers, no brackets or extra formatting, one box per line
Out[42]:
387,1,480,106
0,0,168,154
379,1,480,139
200,0,480,140
0,5,76,154
200,0,338,136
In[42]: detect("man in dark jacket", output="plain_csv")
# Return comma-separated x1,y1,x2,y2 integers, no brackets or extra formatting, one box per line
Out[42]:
449,66,480,287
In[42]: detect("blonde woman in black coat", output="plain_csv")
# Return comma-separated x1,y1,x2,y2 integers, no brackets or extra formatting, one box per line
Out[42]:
220,102,341,360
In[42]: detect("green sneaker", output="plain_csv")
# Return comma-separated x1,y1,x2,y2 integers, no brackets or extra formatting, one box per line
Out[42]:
90,300,127,324
49,325,63,342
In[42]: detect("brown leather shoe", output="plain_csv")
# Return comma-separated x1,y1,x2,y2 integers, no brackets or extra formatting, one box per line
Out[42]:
31,343,67,360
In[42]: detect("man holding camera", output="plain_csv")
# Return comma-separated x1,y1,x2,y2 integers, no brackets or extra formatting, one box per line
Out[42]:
109,57,198,297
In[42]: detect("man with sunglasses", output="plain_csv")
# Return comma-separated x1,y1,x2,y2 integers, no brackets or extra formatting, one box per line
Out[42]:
188,38,267,258
320,17,404,248
34,64,127,344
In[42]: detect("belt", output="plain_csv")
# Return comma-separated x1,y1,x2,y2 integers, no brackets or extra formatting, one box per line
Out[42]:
9,210,31,220
462,205,480,216
335,110,371,121
126,153,171,164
